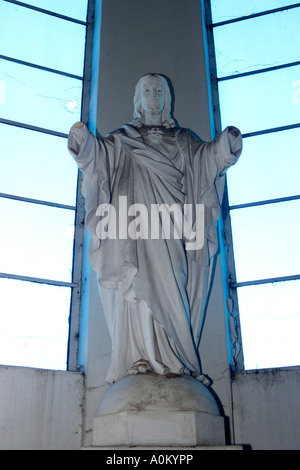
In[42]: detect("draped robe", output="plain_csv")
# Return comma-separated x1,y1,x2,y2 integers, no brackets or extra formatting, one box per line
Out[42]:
68,123,242,384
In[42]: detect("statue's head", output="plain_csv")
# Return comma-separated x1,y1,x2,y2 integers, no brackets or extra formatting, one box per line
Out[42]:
131,73,176,128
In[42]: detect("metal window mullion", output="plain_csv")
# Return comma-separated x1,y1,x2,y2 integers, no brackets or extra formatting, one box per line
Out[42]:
0,118,69,138
209,3,300,28
67,172,85,371
0,271,77,288
3,0,87,25
203,0,244,372
221,179,245,371
229,194,300,211
202,0,222,137
241,123,300,139
80,0,96,124
67,0,96,372
231,274,300,289
218,60,300,82
0,192,76,211
0,55,84,81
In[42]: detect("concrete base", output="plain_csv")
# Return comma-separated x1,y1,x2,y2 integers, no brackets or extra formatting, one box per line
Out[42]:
93,410,226,447
93,373,226,447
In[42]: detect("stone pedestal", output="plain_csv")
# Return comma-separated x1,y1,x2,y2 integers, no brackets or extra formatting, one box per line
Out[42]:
92,373,226,447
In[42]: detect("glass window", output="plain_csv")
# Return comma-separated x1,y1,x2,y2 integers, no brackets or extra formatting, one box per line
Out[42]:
0,59,82,133
0,278,71,370
0,0,89,371
227,128,300,206
230,200,300,283
21,0,88,21
0,198,75,282
211,0,300,23
0,2,86,76
213,8,300,77
237,280,300,370
0,124,78,206
218,65,300,133
210,1,300,372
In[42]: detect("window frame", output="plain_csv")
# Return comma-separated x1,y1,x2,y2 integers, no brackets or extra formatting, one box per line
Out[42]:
203,0,300,371
0,0,95,371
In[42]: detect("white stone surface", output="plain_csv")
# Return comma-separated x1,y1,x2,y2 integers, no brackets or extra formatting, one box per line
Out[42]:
68,74,242,386
93,410,225,447
0,365,83,450
96,373,220,416
93,373,225,447
232,368,300,450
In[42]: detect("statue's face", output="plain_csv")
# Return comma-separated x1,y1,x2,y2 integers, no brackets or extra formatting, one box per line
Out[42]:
141,75,165,117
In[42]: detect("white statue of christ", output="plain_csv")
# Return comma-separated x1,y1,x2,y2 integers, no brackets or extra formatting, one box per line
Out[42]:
68,73,242,385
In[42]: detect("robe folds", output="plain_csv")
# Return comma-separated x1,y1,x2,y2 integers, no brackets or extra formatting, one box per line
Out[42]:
68,123,242,384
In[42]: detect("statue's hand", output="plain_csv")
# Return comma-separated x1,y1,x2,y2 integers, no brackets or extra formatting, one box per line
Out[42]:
73,121,85,129
68,122,86,157
228,126,240,137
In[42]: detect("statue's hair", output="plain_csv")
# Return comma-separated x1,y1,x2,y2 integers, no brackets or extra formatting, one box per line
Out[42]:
130,73,176,128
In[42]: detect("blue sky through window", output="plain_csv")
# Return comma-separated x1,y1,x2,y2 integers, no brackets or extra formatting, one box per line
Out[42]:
0,0,87,370
211,1,300,370
21,0,88,21
0,59,82,133
211,0,300,22
1,1,299,372
0,2,86,76
213,7,300,77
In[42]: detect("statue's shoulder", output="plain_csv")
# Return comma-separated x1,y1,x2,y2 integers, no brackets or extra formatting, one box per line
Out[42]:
176,127,199,137
108,124,140,139
176,127,202,144
103,127,131,144
107,127,126,136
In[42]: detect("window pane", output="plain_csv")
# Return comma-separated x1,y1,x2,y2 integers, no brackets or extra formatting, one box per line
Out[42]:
0,3,86,76
0,124,78,206
230,200,300,282
0,278,70,370
22,0,88,21
237,281,300,370
213,8,300,77
0,60,82,133
211,0,300,23
0,199,75,282
227,128,300,206
218,65,300,133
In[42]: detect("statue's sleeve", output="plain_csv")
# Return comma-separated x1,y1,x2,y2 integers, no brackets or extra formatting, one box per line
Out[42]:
67,122,115,178
189,126,242,196
182,126,242,265
213,126,242,175
201,127,241,175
